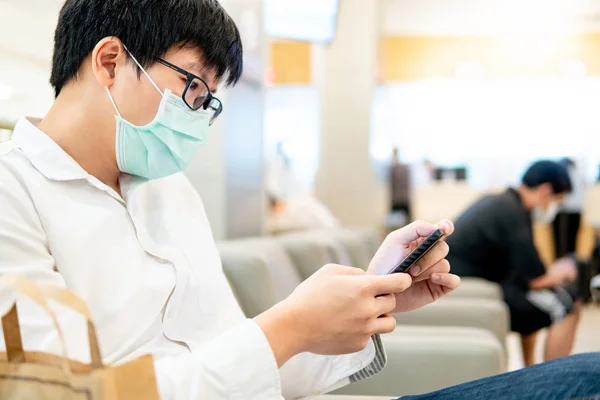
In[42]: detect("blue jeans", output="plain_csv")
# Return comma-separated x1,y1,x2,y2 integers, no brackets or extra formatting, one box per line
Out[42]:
401,353,600,400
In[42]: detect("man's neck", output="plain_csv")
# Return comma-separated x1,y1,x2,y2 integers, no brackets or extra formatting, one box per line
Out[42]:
38,89,121,195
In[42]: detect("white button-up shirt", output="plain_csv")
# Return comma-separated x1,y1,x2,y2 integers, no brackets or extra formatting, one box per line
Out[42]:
0,118,385,399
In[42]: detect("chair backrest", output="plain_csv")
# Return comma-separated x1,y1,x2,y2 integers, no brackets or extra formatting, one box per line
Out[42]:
314,228,381,271
277,231,352,280
217,238,302,318
218,229,382,317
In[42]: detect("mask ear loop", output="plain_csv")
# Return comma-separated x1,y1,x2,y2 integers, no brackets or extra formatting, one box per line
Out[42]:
105,87,122,118
122,44,164,96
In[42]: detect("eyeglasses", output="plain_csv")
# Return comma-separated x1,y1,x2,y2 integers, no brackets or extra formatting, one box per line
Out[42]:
155,58,223,125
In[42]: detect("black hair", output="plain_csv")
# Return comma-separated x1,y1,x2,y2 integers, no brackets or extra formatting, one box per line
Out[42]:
522,160,572,194
50,0,243,97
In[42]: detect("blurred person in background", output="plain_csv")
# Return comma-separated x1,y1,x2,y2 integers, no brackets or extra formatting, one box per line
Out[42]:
391,147,412,221
411,158,436,187
265,141,339,233
266,141,296,211
447,161,581,366
552,158,585,259
0,1,599,399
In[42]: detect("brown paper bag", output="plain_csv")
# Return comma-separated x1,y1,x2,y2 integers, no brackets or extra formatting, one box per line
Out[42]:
0,275,161,399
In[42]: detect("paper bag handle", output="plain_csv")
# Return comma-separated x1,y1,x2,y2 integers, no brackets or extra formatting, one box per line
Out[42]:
0,275,103,370
0,275,70,373
37,283,103,369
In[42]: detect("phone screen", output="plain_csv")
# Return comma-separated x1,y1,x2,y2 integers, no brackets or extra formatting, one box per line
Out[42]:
389,228,445,274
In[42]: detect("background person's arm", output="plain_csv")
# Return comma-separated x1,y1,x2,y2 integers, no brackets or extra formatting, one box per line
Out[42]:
529,272,560,290
502,217,548,290
530,258,577,290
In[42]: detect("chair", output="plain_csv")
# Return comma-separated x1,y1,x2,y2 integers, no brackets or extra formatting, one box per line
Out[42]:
277,230,510,356
217,236,505,396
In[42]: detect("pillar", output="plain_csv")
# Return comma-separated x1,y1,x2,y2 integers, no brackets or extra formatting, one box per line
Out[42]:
315,0,387,231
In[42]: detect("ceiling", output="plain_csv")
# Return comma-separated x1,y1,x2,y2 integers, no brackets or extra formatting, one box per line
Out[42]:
3,0,600,121
3,0,600,62
382,0,600,35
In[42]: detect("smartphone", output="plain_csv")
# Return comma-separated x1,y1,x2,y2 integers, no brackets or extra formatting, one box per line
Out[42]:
389,228,445,274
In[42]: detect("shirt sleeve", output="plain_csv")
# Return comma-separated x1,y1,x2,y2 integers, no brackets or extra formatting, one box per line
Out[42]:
0,171,386,399
156,324,387,400
0,175,61,283
279,335,387,399
154,319,282,399
0,175,93,362
0,177,284,399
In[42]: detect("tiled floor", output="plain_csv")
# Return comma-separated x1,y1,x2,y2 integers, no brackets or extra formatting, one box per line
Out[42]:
507,304,600,370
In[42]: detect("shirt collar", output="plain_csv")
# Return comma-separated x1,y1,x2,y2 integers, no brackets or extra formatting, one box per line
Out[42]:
507,187,520,202
11,117,159,203
11,117,88,182
507,187,532,217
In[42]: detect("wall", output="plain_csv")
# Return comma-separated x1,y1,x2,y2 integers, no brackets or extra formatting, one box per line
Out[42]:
184,101,228,240
220,0,268,239
382,0,600,36
380,34,600,81
0,58,54,122
0,1,57,122
270,40,312,85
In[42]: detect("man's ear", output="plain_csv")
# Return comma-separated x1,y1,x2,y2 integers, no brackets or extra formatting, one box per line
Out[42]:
91,37,127,88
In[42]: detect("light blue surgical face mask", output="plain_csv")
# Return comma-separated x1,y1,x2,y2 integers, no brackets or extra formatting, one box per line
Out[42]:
105,50,210,180
533,202,560,223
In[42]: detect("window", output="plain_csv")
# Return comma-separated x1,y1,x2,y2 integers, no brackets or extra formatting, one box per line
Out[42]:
372,78,600,187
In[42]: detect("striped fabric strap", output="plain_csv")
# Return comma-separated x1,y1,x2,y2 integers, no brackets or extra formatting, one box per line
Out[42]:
349,334,387,383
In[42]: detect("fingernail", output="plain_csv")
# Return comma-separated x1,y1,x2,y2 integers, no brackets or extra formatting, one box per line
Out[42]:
410,266,421,276
432,274,441,282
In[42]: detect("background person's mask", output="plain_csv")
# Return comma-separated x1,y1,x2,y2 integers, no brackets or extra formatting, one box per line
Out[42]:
105,49,210,180
533,202,560,223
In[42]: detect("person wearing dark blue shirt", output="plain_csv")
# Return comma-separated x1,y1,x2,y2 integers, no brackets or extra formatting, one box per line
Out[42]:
447,161,581,366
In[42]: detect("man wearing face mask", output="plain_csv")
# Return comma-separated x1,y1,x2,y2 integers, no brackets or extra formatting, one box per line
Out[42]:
0,0,465,398
446,160,581,366
2,2,600,399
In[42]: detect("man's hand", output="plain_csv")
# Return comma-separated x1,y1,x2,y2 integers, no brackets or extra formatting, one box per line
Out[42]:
367,220,460,313
255,265,412,366
549,258,578,284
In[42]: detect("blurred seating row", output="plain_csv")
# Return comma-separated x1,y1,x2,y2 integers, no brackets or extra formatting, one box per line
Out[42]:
217,228,510,398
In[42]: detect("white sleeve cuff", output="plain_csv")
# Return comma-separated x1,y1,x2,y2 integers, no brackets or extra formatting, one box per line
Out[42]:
280,335,387,399
349,334,387,383
155,319,282,400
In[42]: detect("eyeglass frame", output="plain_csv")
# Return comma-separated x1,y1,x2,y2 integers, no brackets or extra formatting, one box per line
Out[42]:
154,58,223,124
